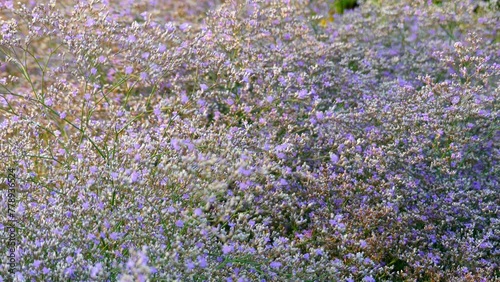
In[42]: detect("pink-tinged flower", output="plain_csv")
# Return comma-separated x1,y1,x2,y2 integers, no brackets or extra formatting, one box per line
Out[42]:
4,1,14,9
98,55,106,63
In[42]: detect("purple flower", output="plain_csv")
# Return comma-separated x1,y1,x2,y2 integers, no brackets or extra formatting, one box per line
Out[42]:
90,263,102,278
109,232,120,240
200,84,208,92
194,208,203,217
362,276,375,282
238,167,252,176
66,256,73,264
175,220,184,228
359,240,367,248
297,89,308,99
185,259,195,271
130,171,140,183
125,66,134,75
158,44,166,53
330,153,339,164
222,244,233,254
270,261,282,269
181,93,189,104
198,255,207,268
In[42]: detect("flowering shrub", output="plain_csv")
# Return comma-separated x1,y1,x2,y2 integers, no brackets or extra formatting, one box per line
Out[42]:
0,0,498,281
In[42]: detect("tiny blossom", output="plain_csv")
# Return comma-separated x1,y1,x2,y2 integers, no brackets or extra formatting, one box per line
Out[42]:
330,153,339,164
222,244,233,255
194,208,203,217
0,1,497,280
175,220,184,228
270,261,282,269
125,66,134,75
297,89,308,99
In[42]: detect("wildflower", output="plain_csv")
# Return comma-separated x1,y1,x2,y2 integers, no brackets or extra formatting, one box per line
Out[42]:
270,261,282,269
222,244,233,255
175,220,184,228
125,66,134,75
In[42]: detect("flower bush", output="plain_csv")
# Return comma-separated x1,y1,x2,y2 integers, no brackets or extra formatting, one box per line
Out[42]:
0,0,498,281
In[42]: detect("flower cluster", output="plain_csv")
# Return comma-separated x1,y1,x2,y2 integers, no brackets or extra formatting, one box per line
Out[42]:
0,0,498,281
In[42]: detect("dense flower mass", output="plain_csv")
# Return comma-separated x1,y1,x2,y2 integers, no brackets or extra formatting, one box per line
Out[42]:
0,0,499,281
